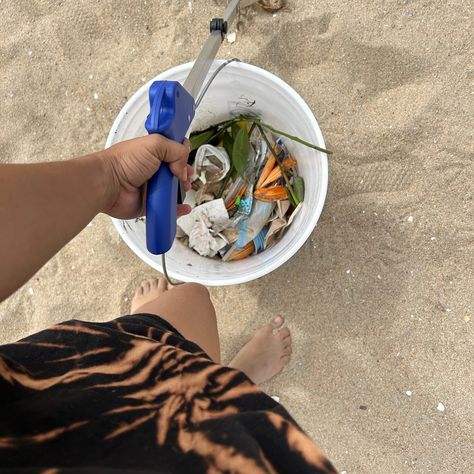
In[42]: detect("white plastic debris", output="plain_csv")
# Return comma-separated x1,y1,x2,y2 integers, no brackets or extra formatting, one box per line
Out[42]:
227,31,237,44
93,92,99,100
177,199,232,257
407,215,413,223
264,201,301,248
194,145,231,184
27,288,34,296
183,189,197,208
271,395,280,403
405,390,412,396
437,402,445,412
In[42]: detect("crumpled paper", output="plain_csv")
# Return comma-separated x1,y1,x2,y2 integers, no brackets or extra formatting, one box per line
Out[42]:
265,201,302,248
177,199,232,257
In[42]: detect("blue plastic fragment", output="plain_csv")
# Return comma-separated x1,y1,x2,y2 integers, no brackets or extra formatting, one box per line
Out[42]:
253,227,269,253
238,197,252,215
235,200,275,249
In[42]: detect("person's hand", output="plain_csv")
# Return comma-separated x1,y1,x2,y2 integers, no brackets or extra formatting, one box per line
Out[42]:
99,135,193,219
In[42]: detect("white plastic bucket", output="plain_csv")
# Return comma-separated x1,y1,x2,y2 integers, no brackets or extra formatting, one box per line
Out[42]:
106,61,328,286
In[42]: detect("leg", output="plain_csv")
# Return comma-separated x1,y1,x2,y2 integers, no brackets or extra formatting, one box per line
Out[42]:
131,278,220,363
129,278,293,384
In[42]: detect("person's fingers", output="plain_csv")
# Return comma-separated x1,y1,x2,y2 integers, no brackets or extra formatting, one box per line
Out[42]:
177,204,192,217
186,164,193,179
182,164,193,192
148,135,190,180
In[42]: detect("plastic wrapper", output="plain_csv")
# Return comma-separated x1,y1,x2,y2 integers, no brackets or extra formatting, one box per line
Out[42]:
194,145,231,184
235,200,275,248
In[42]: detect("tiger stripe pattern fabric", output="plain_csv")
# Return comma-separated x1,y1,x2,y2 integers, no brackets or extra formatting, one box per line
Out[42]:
0,314,336,473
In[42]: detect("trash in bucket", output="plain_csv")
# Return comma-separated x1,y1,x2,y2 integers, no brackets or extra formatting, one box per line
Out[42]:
174,116,330,261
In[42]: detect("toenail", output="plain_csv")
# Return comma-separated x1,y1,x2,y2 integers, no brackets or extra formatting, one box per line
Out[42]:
274,316,283,324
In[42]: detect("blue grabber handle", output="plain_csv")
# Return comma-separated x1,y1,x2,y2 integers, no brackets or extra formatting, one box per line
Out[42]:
144,81,195,254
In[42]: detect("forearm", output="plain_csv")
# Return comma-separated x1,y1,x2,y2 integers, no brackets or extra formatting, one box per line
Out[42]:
0,134,190,303
0,153,110,301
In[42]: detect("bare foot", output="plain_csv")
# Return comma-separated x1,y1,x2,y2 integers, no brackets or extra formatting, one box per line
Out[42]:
131,277,170,314
229,316,292,385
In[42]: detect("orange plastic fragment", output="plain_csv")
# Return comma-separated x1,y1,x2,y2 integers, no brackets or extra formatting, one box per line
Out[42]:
254,185,289,202
282,156,297,169
260,166,281,188
256,155,276,189
227,241,255,261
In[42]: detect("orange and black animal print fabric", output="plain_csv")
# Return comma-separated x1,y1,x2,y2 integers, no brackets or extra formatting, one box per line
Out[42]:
0,314,336,473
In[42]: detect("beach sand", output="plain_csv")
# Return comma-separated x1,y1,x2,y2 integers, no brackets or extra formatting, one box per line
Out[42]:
0,1,472,472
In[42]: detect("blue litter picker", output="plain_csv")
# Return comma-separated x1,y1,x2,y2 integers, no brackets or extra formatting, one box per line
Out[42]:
144,0,256,256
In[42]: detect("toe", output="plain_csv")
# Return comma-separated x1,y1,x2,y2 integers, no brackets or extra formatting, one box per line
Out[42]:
277,327,290,340
142,280,151,294
269,315,284,331
158,277,168,292
150,278,159,289
283,345,292,356
281,355,290,365
135,286,144,297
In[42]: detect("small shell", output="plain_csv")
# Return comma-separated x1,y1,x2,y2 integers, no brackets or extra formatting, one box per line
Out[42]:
258,0,285,12
254,185,288,202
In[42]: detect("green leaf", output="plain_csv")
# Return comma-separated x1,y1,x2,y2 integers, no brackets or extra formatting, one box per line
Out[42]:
293,176,305,203
231,123,241,140
223,131,233,160
286,186,298,207
232,127,249,178
190,129,216,151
